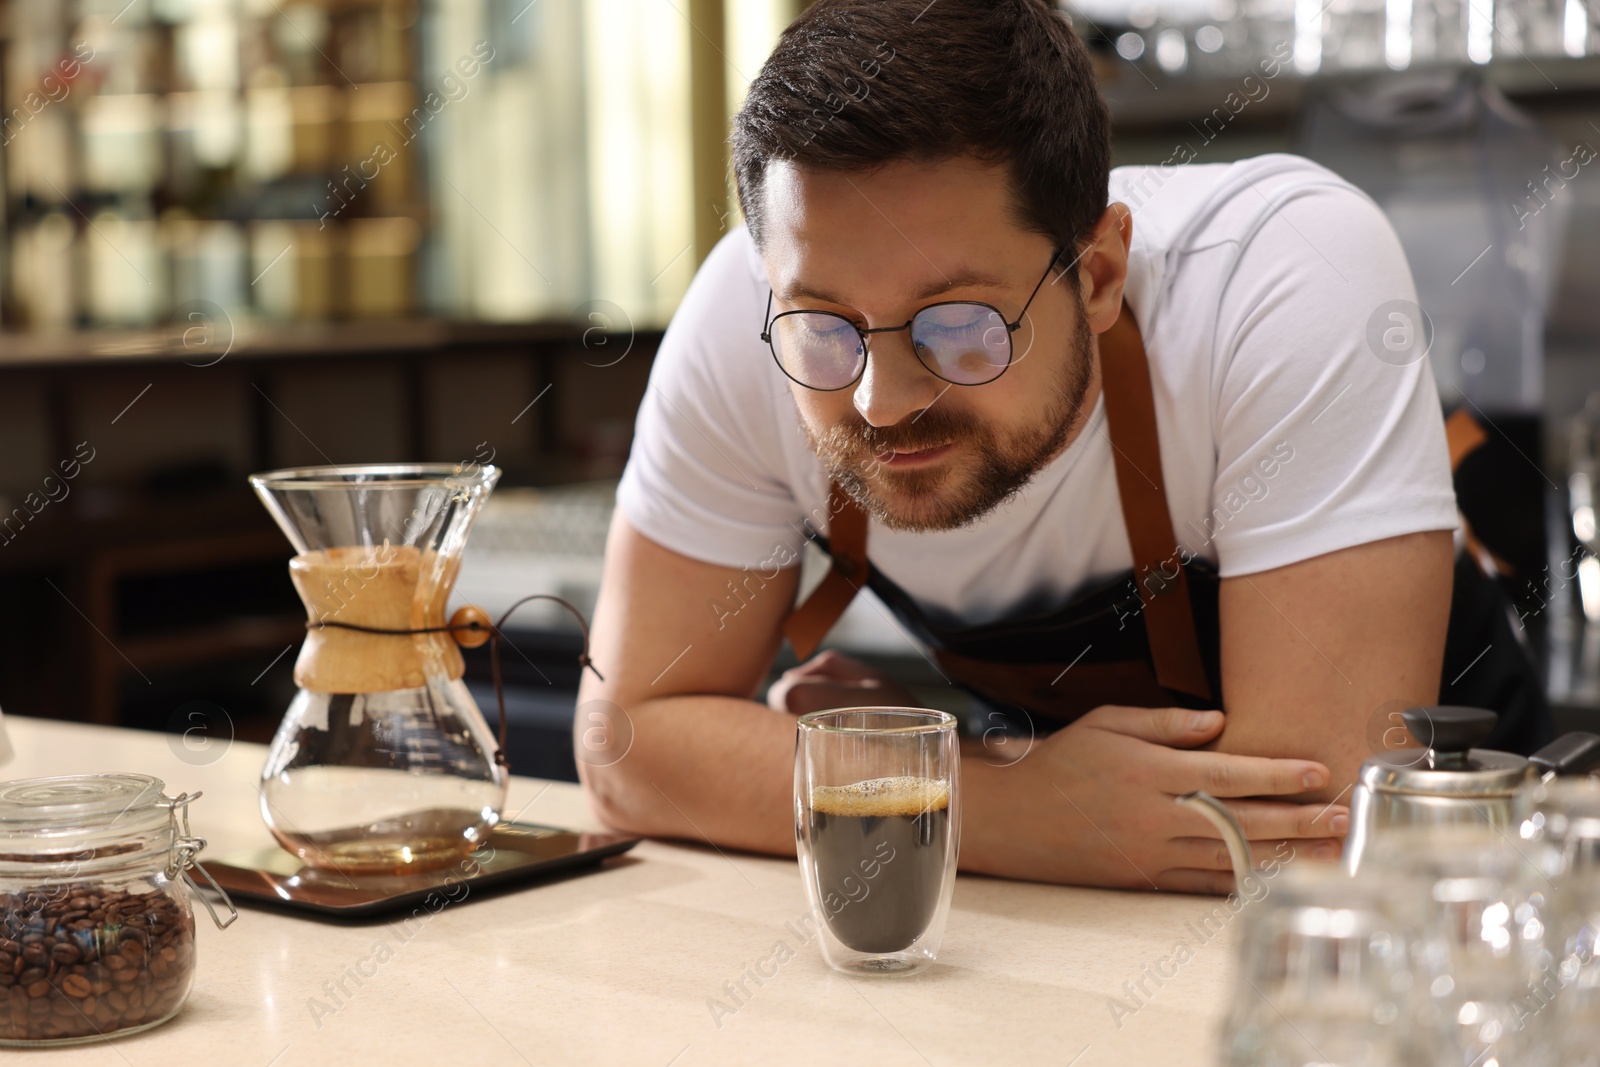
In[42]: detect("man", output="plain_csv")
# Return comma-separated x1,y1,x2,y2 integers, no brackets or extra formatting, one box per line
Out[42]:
574,0,1483,893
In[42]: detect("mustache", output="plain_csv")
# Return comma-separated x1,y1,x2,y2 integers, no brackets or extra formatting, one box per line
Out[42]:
819,404,982,458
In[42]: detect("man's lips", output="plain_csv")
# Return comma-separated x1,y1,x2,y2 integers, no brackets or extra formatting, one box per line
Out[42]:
875,442,955,467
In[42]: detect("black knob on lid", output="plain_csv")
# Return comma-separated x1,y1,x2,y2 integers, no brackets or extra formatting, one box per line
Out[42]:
1401,706,1497,758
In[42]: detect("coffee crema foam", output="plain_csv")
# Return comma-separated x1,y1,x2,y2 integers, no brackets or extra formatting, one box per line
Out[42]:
811,776,950,817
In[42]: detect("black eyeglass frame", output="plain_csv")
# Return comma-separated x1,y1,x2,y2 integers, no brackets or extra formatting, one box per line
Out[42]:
759,248,1066,392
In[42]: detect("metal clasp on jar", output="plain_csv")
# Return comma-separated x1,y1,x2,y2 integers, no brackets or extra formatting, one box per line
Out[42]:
161,792,237,930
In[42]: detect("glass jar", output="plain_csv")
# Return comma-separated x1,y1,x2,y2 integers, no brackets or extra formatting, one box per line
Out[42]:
0,774,235,1047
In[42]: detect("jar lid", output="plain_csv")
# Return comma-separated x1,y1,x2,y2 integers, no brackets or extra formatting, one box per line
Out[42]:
0,774,173,855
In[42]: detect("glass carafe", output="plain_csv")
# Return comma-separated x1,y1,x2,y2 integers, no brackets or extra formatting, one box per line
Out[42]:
250,463,507,875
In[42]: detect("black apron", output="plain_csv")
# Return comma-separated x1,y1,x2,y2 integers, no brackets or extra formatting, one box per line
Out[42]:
782,306,1551,754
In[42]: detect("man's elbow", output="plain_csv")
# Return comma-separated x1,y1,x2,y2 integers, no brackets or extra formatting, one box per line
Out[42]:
570,691,657,833
577,754,660,836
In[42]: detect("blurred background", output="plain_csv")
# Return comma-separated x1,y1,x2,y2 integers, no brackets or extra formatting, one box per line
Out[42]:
0,0,1597,780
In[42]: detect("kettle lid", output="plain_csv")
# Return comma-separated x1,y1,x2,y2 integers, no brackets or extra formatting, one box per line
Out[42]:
1360,706,1530,795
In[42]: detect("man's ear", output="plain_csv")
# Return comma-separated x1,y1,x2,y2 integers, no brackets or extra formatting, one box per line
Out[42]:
1077,203,1132,335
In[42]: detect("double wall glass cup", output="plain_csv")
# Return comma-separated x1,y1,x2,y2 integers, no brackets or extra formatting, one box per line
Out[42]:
794,708,960,976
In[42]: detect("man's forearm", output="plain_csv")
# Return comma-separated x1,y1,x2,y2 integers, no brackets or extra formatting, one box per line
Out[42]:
950,755,1054,880
580,694,800,855
584,701,1050,876
953,736,1043,877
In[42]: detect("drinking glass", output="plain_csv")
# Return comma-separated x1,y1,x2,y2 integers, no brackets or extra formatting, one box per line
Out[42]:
1524,776,1600,871
1323,0,1390,70
794,708,960,976
1363,826,1561,1067
1218,863,1428,1066
1525,777,1600,1064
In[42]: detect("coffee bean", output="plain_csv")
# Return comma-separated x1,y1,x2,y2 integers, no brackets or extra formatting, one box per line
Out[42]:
0,882,195,1043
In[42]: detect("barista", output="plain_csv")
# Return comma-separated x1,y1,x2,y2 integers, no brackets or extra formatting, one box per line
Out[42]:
575,0,1541,893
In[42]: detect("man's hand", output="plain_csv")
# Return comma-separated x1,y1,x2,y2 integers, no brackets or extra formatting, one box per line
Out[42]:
964,705,1349,894
766,649,918,714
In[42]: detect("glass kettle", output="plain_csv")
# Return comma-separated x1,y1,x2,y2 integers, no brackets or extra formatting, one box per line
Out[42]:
250,463,507,875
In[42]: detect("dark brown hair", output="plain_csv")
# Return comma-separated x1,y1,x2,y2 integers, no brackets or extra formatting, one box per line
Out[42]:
731,0,1111,266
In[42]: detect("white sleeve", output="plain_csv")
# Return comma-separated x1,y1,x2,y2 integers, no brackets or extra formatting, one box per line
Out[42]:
1206,181,1459,577
615,227,810,570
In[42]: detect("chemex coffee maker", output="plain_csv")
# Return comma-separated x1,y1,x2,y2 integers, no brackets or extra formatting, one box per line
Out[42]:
250,463,508,875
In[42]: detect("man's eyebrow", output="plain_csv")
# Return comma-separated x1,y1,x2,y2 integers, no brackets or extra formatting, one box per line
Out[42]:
780,268,1013,308
911,269,1011,301
781,282,850,305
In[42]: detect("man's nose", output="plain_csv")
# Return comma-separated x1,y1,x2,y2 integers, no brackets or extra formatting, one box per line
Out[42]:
851,332,946,428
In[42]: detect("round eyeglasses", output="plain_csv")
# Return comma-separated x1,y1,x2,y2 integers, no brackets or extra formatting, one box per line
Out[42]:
760,249,1064,392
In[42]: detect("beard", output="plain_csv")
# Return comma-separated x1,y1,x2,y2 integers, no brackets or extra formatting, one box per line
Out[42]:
800,301,1096,533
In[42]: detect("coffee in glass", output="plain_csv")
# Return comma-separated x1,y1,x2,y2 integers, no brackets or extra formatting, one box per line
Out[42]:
795,709,960,975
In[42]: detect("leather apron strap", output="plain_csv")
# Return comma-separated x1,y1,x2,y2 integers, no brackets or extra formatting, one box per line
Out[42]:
1097,306,1212,700
1443,406,1506,576
783,481,870,660
782,302,1211,705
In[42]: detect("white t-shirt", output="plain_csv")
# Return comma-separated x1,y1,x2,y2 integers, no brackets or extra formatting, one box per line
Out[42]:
616,153,1458,632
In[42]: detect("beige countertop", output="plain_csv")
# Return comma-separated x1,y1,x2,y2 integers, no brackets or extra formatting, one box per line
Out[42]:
1,715,1239,1066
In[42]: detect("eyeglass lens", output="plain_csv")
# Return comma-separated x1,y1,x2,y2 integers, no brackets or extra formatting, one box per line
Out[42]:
770,302,1012,390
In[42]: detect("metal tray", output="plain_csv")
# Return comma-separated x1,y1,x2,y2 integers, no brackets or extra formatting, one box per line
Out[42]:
195,823,640,920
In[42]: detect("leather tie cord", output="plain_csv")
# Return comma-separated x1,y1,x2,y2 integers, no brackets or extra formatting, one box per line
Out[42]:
308,594,604,770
